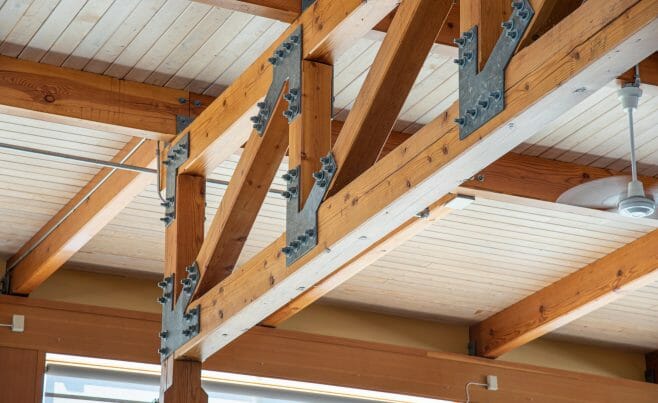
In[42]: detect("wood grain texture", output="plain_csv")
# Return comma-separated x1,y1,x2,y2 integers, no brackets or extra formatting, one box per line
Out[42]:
195,97,289,294
470,229,658,358
330,0,452,193
160,357,208,403
462,152,658,202
182,0,658,361
1,296,656,403
166,0,398,179
0,346,44,403
262,194,456,326
0,55,212,141
8,139,157,295
460,0,511,70
289,61,333,204
165,175,205,297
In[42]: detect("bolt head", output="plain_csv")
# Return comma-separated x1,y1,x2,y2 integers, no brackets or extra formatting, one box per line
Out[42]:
305,229,315,237
268,57,278,65
157,280,168,289
157,296,168,304
178,97,187,104
281,246,293,255
312,171,325,181
158,347,169,355
282,191,292,199
159,331,169,339
454,117,466,126
453,37,465,47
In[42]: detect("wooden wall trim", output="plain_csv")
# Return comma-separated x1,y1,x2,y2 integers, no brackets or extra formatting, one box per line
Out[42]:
0,296,656,402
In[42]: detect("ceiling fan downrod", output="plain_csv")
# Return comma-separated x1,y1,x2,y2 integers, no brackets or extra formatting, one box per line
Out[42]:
617,67,655,218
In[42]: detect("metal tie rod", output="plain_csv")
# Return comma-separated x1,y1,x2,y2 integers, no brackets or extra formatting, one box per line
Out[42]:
0,141,285,192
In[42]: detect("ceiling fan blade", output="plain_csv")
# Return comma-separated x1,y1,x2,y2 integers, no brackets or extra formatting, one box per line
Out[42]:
556,176,630,209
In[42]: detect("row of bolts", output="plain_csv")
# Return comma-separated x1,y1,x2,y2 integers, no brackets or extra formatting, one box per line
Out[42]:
280,155,335,256
251,34,302,131
452,0,530,127
159,141,189,225
157,266,200,354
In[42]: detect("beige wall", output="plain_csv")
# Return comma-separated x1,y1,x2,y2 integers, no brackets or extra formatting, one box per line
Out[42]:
32,269,646,381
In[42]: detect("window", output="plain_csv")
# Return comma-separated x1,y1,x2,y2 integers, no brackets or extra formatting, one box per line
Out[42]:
44,354,441,403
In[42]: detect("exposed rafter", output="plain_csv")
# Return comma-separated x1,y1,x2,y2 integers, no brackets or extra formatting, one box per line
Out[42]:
263,152,658,326
6,138,156,295
470,228,658,358
176,0,658,362
329,0,453,193
0,55,212,141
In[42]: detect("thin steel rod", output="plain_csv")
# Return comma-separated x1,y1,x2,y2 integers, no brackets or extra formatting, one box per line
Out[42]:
0,141,284,275
4,139,148,272
0,142,154,173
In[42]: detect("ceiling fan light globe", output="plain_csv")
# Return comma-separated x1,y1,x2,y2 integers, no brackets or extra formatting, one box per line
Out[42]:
618,195,655,218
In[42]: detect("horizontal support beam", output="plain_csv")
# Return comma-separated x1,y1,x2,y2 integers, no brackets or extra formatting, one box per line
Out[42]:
0,55,212,141
470,227,658,358
0,296,656,402
183,0,658,361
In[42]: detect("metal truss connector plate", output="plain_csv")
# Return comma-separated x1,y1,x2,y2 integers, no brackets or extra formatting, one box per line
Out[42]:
161,133,190,227
281,153,336,266
454,0,534,140
157,262,201,360
251,26,303,134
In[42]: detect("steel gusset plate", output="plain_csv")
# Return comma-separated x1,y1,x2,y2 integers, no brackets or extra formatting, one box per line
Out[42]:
157,262,201,360
251,26,302,135
454,0,534,140
161,133,190,227
281,153,336,266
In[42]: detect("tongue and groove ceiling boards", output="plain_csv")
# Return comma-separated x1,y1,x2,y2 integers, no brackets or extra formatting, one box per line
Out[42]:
0,0,657,355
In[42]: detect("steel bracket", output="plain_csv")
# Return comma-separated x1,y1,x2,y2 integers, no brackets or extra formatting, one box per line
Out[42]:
301,0,316,12
157,262,201,360
161,133,190,227
454,0,534,140
175,115,194,133
281,153,336,265
251,26,302,135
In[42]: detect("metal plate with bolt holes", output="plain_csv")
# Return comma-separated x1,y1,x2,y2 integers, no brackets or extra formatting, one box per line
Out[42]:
281,153,336,265
251,26,302,135
157,262,201,360
161,133,190,227
454,0,534,140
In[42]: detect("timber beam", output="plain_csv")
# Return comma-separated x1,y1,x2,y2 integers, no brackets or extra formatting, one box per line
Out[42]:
263,152,658,326
0,55,212,141
1,296,657,403
469,227,658,358
177,0,658,361
6,138,157,295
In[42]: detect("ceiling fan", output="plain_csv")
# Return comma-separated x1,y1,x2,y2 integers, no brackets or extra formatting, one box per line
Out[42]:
556,66,657,219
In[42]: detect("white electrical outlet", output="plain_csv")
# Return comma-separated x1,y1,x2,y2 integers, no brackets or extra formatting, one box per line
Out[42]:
11,314,24,333
486,375,499,391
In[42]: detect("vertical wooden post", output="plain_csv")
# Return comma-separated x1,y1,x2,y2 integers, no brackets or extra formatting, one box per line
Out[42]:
160,174,207,402
460,0,510,71
289,60,333,205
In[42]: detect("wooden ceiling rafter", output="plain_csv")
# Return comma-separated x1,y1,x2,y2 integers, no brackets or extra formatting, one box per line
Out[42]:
171,0,658,364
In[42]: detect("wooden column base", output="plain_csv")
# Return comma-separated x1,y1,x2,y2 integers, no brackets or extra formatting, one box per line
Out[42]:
160,357,208,403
